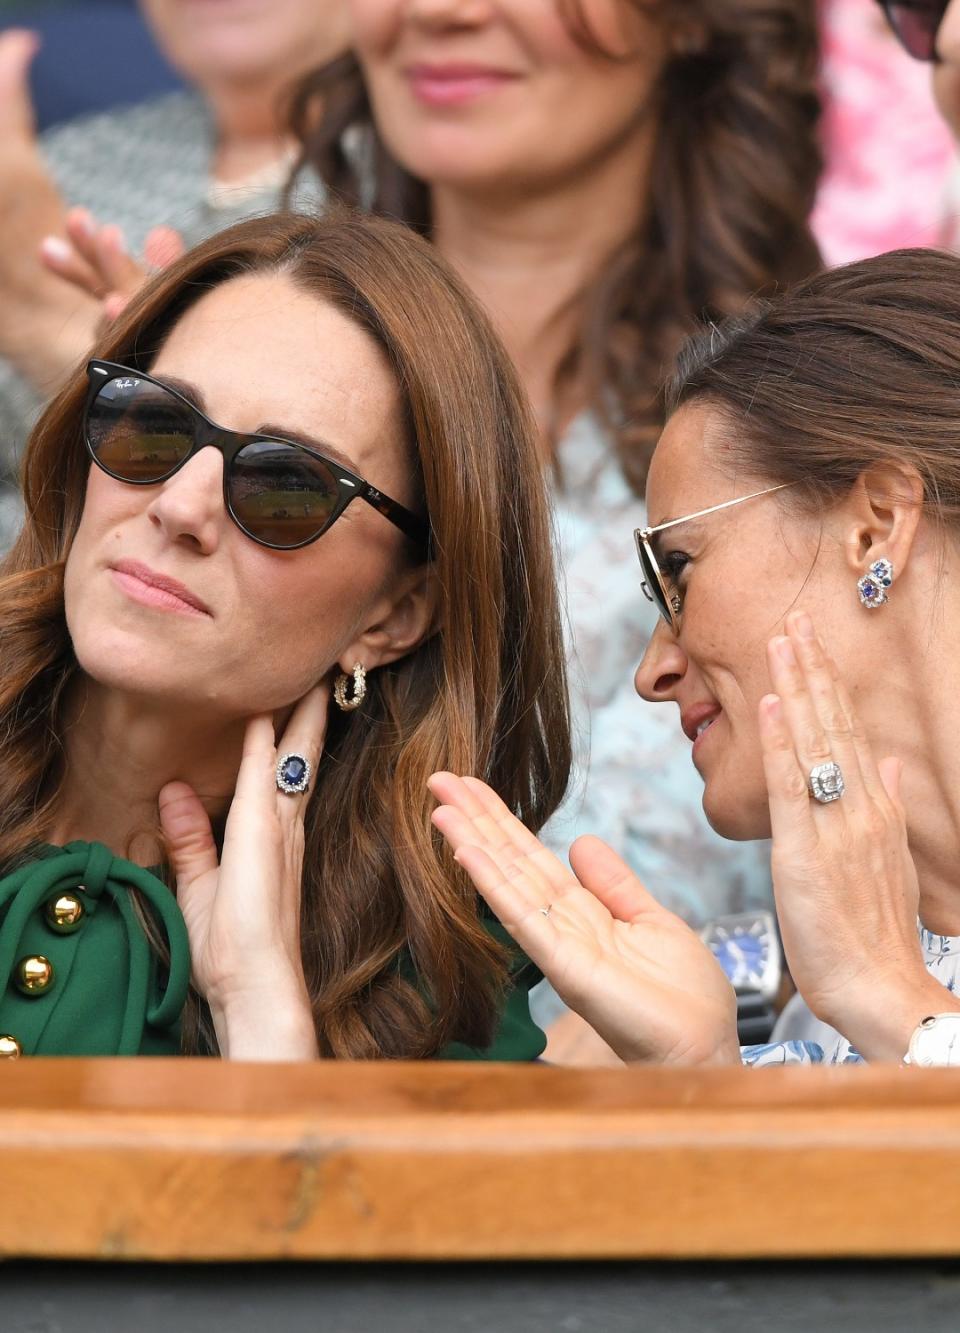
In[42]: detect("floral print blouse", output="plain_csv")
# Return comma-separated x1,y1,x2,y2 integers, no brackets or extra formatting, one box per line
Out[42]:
744,924,959,1065
540,412,772,925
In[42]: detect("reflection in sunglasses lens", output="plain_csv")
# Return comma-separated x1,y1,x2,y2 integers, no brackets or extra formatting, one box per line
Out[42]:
231,441,340,548
87,379,193,480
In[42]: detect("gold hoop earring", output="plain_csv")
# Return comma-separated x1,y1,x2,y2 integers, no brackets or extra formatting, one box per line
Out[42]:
334,662,367,712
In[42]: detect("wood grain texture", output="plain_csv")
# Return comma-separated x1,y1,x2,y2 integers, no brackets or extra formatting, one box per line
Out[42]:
2,1060,960,1261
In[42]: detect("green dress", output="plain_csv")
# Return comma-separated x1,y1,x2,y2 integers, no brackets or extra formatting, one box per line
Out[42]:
0,842,545,1061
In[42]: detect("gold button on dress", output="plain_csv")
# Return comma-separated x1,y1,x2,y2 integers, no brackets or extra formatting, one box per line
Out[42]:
15,955,54,995
44,892,85,934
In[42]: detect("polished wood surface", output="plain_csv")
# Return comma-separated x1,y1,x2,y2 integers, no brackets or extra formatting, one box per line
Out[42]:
2,1060,960,1261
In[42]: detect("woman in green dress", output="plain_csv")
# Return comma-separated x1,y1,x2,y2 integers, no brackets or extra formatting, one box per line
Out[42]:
0,209,570,1062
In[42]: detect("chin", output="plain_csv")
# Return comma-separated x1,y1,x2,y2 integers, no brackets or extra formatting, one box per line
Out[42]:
701,782,771,843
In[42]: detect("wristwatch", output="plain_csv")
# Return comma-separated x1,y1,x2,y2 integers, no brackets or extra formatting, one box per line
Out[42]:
903,1012,960,1066
700,910,783,1044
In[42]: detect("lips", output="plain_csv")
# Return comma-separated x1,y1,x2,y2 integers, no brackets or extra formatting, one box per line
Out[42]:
406,62,519,106
680,702,722,744
109,560,212,617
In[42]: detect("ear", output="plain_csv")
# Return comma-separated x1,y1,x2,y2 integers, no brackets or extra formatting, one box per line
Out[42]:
839,461,925,582
337,563,439,675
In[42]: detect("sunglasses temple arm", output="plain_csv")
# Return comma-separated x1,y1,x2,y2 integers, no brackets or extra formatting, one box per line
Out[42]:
360,485,431,551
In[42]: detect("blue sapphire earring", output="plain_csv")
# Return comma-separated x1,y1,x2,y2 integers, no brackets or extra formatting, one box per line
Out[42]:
857,558,894,609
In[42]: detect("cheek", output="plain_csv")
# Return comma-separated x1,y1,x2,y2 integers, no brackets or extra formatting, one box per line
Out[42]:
933,66,960,140
348,0,400,54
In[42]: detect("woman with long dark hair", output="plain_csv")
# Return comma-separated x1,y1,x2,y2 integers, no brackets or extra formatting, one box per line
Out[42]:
291,0,823,974
0,209,570,1061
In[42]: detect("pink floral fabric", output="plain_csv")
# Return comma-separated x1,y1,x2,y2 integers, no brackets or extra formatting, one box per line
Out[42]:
814,0,959,264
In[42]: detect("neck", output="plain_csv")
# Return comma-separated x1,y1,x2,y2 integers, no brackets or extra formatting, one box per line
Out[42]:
49,678,246,866
430,125,654,446
872,619,960,936
205,76,296,183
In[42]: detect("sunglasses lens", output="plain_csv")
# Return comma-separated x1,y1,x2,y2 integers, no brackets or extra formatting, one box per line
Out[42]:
884,0,946,59
86,375,194,481
230,441,341,548
637,539,674,627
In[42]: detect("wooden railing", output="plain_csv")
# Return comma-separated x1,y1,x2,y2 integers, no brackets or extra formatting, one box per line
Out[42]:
2,1060,960,1261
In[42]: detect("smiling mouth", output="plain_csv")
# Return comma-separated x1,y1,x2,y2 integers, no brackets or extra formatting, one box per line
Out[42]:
695,717,717,738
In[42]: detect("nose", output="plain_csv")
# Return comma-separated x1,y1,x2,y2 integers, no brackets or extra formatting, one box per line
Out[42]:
634,618,688,702
145,447,226,555
406,0,494,27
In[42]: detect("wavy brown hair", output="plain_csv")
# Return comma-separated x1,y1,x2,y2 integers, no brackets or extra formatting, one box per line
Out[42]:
289,0,822,491
667,248,960,521
0,210,571,1058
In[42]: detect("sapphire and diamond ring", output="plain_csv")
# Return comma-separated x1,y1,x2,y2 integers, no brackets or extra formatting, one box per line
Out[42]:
276,752,311,795
808,760,845,804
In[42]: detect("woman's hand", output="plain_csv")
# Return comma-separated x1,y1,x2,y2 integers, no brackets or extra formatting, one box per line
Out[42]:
0,30,102,384
429,772,739,1066
158,685,329,1060
39,210,184,327
761,611,955,1059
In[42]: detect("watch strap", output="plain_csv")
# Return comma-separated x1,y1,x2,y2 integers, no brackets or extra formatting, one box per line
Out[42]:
736,993,777,1045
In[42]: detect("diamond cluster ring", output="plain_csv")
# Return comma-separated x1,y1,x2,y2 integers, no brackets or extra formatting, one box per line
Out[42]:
808,760,844,804
276,752,311,795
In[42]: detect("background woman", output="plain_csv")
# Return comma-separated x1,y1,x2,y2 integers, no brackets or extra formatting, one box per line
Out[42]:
290,0,822,968
0,209,570,1061
431,247,960,1067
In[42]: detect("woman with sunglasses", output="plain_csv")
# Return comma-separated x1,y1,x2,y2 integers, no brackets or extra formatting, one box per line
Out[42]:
45,5,822,1023
0,209,570,1061
431,247,960,1069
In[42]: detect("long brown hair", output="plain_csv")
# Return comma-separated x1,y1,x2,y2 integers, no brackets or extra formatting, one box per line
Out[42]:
289,0,822,491
0,210,571,1058
667,248,960,520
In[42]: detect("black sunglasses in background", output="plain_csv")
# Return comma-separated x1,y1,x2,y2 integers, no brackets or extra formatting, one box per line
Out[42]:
878,0,949,60
82,361,430,553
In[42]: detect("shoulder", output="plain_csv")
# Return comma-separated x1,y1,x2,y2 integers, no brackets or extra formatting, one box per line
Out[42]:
40,92,211,232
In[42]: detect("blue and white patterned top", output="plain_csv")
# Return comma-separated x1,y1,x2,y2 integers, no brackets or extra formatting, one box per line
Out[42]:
743,922,959,1065
541,411,772,924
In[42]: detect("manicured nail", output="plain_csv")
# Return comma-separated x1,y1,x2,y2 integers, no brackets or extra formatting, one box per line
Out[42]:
40,235,70,261
102,225,128,255
776,637,796,666
794,613,814,638
761,694,782,722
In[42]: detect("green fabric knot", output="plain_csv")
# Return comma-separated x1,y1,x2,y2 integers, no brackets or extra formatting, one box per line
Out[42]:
0,842,190,1055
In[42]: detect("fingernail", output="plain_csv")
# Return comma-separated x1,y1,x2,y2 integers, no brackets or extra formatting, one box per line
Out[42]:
776,637,796,666
762,693,782,721
40,235,70,261
795,613,814,639
71,209,95,236
103,225,128,255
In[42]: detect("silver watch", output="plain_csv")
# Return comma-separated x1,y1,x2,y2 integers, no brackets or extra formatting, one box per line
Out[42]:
700,910,782,1044
903,1012,960,1066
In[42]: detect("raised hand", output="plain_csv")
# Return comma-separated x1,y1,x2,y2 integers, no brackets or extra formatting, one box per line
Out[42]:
40,211,185,325
429,772,739,1065
158,685,329,1059
0,30,101,384
0,28,39,147
760,611,949,1059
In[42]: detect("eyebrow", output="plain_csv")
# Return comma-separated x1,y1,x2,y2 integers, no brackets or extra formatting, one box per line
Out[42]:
648,518,704,562
153,373,362,476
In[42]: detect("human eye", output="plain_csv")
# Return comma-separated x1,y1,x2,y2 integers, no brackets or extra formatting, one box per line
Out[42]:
661,549,691,585
660,550,691,618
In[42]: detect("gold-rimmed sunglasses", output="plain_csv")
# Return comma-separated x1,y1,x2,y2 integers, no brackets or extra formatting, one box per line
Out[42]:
635,483,794,632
